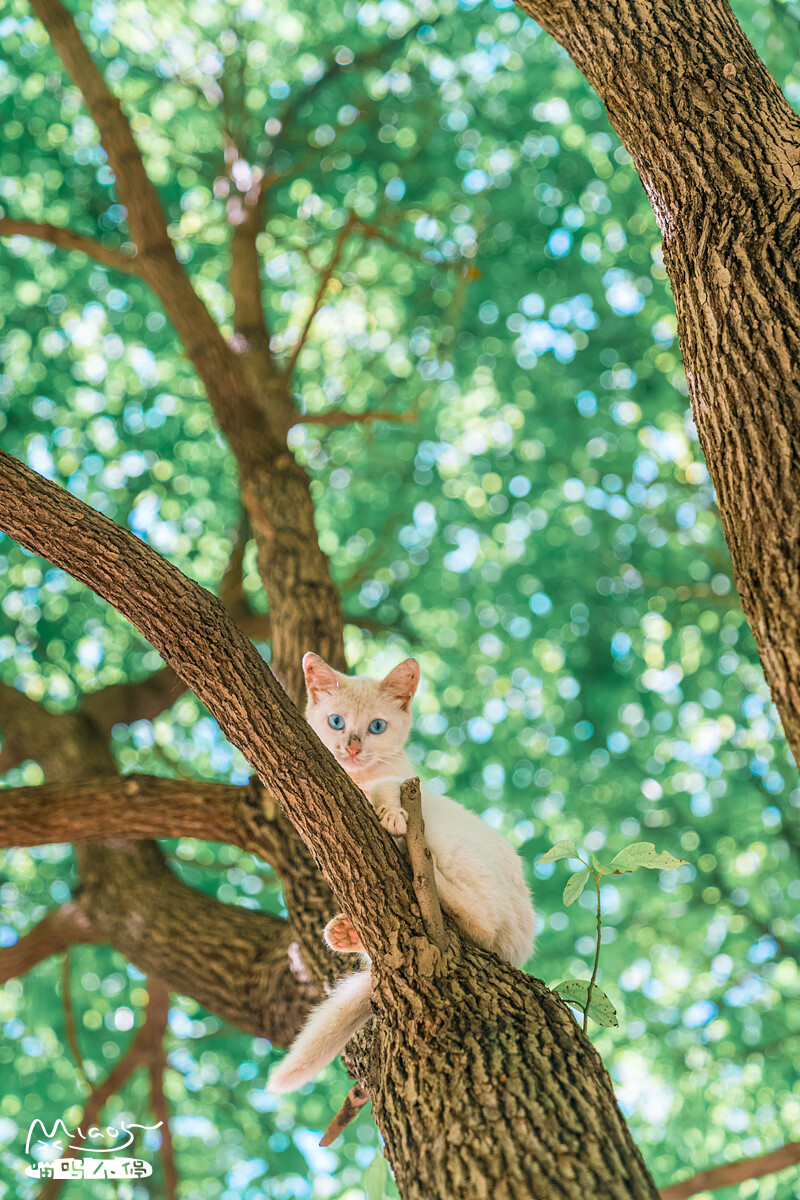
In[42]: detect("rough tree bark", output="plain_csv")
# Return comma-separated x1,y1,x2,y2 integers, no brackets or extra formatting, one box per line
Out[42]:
517,0,800,756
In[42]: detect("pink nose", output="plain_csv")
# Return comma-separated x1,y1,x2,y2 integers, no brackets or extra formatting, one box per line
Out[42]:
347,744,361,758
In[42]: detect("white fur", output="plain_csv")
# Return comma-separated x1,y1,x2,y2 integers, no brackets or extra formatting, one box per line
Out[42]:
266,655,537,1092
267,969,373,1093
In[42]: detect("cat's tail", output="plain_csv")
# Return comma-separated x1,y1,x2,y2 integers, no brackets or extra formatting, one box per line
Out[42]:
267,970,373,1093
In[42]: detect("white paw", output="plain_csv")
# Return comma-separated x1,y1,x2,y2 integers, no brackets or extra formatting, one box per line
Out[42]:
378,806,408,837
324,913,364,954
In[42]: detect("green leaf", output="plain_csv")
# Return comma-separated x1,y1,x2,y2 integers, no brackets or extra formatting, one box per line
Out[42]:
562,869,591,907
591,853,606,874
364,1152,388,1200
610,842,688,871
536,839,578,865
554,980,619,1027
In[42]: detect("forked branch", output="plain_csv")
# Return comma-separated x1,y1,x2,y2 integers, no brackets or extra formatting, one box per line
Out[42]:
29,0,277,474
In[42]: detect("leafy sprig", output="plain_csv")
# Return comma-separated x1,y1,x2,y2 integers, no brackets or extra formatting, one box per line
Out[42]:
536,840,689,1032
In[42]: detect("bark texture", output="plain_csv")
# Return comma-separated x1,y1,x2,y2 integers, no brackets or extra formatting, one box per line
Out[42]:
362,949,658,1200
5,0,346,1014
78,838,314,1044
514,0,800,756
0,451,435,960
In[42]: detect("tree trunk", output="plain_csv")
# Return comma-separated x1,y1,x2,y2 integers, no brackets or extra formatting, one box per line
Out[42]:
517,0,800,754
363,952,657,1200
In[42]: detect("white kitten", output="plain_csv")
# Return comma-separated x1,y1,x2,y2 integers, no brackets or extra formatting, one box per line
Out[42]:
267,653,536,1092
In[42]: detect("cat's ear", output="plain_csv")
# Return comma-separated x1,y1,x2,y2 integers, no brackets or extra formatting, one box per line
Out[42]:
303,652,341,701
379,658,420,711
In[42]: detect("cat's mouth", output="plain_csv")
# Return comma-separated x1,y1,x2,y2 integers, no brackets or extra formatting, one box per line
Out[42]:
336,752,370,772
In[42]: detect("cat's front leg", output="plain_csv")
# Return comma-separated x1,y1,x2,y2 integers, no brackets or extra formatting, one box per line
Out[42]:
369,779,408,837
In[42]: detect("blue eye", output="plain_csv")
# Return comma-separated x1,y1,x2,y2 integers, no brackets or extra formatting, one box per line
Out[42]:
328,714,345,730
368,719,387,735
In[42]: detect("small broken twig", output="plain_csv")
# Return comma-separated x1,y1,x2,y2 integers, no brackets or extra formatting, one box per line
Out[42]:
319,1082,370,1146
401,777,448,953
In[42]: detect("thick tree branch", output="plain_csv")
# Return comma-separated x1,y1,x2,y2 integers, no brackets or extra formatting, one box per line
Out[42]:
74,531,267,732
0,457,665,1200
0,217,138,272
659,1142,800,1200
0,904,99,984
0,771,341,955
28,0,279,470
29,0,171,259
76,839,314,1044
0,450,425,963
0,774,246,850
0,744,336,1001
0,834,316,1044
517,0,799,193
0,674,320,1039
28,0,346,705
0,641,340,994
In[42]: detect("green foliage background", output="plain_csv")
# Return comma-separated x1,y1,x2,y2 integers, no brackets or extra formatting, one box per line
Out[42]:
0,0,799,1196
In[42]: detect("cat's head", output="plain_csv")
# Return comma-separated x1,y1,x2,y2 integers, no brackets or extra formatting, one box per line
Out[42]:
303,652,419,782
